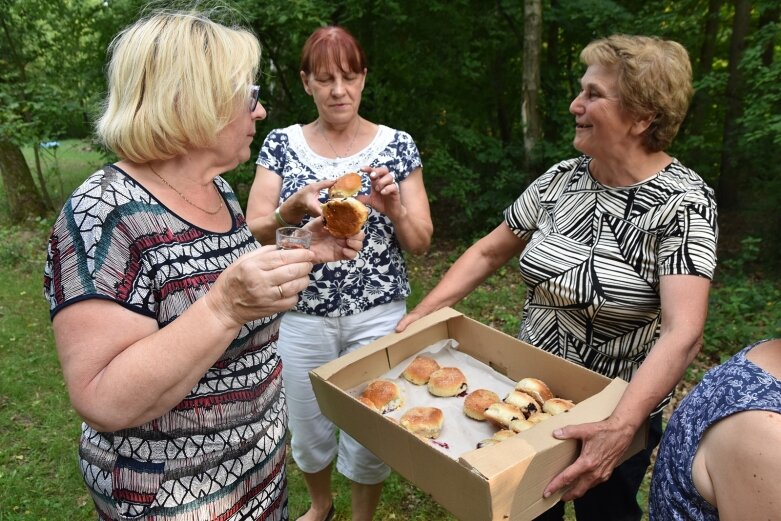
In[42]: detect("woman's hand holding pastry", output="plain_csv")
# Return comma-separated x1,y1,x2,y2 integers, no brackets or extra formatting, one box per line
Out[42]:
359,166,403,220
304,218,365,263
278,178,336,224
205,245,314,328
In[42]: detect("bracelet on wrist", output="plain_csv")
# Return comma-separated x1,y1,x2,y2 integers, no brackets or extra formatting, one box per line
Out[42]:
274,207,291,227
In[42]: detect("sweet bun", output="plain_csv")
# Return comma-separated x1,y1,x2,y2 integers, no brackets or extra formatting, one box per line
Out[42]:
484,402,524,427
402,355,440,385
357,395,378,411
503,390,541,418
509,418,534,433
492,429,516,441
476,437,499,449
400,407,444,439
543,398,575,415
463,389,500,421
322,172,369,237
515,378,554,405
477,429,515,448
427,367,468,397
360,379,404,413
527,411,553,424
329,171,363,198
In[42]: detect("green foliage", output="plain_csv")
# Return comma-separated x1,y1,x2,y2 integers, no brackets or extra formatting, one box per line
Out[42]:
704,236,781,362
0,217,52,267
3,0,781,253
0,235,93,520
0,0,125,145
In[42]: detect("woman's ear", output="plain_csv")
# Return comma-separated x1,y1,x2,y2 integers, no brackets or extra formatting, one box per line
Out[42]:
360,68,367,92
300,71,312,95
632,112,657,136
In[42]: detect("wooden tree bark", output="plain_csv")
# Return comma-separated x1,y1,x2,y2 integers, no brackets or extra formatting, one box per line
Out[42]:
0,140,47,222
522,0,543,174
759,4,779,66
684,0,724,138
717,0,752,210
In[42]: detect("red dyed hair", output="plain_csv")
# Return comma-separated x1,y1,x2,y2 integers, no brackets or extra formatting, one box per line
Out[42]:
300,26,367,75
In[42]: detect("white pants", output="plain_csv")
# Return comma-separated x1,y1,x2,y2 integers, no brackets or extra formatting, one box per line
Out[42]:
279,300,406,485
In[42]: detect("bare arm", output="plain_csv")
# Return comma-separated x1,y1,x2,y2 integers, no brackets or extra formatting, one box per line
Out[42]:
396,222,528,332
544,274,711,500
54,245,315,432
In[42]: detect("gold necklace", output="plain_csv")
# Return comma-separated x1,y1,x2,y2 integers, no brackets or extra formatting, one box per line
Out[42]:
317,119,361,159
148,163,224,215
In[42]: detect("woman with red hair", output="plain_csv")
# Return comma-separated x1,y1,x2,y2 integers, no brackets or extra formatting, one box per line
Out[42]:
246,26,433,521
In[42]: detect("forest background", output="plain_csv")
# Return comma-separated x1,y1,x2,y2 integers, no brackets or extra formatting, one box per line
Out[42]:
1,0,780,519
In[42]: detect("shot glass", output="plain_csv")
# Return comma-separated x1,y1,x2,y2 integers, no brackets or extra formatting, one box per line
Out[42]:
276,227,312,250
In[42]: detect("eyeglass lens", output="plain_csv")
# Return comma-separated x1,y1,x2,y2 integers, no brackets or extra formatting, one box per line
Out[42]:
249,85,261,111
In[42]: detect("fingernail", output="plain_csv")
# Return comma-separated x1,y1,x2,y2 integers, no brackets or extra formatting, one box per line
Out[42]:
543,491,550,498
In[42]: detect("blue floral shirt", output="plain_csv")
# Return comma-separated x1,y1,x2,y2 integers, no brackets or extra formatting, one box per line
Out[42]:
649,339,781,520
256,124,422,316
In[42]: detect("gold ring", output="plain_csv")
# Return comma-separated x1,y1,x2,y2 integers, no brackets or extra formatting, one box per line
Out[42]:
277,285,284,299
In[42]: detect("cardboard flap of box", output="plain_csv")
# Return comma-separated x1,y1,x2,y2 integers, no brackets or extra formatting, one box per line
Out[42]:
312,307,462,385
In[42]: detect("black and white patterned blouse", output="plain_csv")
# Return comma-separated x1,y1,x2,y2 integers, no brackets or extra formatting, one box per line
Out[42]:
44,165,288,521
257,124,422,317
505,156,718,413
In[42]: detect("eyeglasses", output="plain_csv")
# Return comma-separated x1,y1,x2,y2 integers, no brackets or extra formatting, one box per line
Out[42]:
249,85,261,112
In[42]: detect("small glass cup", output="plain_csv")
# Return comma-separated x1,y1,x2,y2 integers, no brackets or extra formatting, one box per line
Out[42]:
276,227,312,250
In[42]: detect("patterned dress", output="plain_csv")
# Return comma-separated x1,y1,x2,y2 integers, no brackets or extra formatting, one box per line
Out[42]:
648,339,781,520
505,156,718,414
257,124,421,316
44,165,288,521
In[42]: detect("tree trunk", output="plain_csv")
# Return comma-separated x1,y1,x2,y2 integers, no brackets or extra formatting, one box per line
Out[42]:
522,0,543,174
759,4,779,66
32,145,55,210
0,140,47,222
683,0,724,138
717,0,752,211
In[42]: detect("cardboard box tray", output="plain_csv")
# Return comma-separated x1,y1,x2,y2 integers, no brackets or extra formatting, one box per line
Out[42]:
310,307,648,521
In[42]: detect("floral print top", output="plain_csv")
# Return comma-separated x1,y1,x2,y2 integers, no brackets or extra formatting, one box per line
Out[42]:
257,124,422,317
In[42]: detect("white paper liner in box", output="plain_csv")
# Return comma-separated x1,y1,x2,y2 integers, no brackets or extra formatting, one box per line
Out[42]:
348,339,518,458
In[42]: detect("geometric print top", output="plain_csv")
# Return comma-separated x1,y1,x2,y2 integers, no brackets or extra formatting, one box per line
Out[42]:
257,124,421,317
43,165,288,521
648,339,781,520
505,156,718,414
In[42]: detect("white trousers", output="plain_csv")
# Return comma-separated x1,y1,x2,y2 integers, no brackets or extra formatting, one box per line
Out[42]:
279,300,406,484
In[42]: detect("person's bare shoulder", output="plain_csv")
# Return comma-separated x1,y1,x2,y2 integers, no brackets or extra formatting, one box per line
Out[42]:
746,338,781,378
702,408,781,520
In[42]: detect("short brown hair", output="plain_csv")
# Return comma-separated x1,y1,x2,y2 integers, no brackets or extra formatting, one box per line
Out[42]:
580,35,693,152
300,26,366,76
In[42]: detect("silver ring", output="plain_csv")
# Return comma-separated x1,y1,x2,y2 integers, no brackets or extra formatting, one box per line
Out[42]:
277,285,284,299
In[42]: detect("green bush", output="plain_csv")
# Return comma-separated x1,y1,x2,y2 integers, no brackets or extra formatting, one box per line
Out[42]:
704,236,781,363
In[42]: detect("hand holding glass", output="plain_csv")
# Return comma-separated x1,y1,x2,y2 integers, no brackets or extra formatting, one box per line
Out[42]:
276,227,312,249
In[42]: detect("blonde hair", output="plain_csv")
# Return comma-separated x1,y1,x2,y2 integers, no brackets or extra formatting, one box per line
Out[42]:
96,9,260,162
580,35,693,152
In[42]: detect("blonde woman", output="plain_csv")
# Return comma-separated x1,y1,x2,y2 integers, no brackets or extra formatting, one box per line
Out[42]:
44,9,363,521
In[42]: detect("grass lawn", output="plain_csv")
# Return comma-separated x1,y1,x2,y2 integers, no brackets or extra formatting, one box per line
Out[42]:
2,138,778,520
